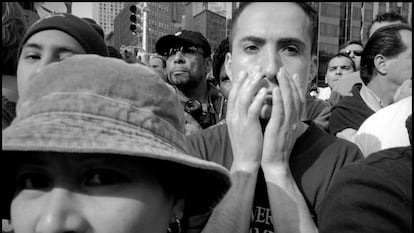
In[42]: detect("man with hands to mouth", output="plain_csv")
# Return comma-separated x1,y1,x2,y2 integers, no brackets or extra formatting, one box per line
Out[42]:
186,2,362,233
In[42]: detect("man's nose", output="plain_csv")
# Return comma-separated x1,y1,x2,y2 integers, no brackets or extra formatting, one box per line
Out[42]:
35,188,89,233
262,49,281,84
172,51,186,64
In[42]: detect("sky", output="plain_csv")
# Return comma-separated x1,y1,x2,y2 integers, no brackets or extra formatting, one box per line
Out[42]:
72,2,93,19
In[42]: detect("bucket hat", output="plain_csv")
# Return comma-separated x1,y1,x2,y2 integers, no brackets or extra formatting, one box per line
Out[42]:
2,55,230,218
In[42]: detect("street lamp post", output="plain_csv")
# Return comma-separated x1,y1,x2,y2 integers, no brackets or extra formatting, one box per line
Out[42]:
143,2,148,53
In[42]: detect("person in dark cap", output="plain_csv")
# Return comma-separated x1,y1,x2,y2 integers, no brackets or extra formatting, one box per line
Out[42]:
16,13,109,98
155,30,225,130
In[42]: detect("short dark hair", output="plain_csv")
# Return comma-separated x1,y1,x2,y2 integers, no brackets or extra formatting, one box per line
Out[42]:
327,53,356,72
360,23,412,85
339,40,364,51
367,11,408,38
212,37,229,85
229,2,319,55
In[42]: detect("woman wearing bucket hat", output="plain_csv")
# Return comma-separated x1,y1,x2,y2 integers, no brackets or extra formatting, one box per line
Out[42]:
2,55,231,233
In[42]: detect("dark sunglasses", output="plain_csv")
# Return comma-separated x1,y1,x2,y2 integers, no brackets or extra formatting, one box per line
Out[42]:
343,50,363,56
163,46,205,58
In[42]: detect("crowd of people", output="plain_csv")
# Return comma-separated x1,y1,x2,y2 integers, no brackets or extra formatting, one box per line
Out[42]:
2,2,411,233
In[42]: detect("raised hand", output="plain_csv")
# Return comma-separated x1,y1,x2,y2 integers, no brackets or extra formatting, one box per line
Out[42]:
226,66,268,173
261,67,307,171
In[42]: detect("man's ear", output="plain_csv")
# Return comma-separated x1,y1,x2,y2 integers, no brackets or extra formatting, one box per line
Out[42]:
204,57,212,75
224,52,232,81
374,54,387,75
309,55,318,84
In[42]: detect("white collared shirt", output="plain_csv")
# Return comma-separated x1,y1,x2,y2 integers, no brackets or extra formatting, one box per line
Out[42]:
359,85,383,112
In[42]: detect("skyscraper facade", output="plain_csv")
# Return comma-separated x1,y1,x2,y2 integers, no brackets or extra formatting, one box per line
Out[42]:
184,2,228,51
93,2,125,36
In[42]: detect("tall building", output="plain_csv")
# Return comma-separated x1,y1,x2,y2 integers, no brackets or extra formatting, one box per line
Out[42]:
184,2,227,52
92,2,125,36
113,2,140,52
113,2,185,53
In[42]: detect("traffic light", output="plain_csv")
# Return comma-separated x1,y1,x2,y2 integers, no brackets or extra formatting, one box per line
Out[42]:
129,4,140,35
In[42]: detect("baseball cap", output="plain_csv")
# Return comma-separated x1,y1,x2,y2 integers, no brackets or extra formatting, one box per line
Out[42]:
155,30,211,57
2,55,230,218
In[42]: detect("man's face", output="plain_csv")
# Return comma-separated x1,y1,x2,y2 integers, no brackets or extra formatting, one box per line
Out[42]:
386,29,412,87
340,43,363,70
149,57,167,81
165,45,209,90
225,2,317,119
325,56,355,88
17,30,86,96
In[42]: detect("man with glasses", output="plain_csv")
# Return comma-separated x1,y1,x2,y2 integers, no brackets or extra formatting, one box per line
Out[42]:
155,30,225,130
339,40,364,71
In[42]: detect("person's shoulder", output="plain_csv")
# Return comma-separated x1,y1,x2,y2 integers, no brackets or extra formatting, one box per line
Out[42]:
358,146,412,168
335,146,412,189
299,122,363,160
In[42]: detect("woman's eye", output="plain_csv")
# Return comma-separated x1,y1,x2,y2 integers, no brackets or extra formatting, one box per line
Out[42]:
23,53,41,61
58,52,75,61
85,169,129,186
16,173,51,191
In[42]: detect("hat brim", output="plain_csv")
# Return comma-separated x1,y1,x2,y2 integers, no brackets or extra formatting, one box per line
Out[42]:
2,113,230,218
155,35,196,56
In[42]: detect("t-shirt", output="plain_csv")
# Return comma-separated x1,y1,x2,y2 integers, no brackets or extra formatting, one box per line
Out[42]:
187,121,363,233
318,146,412,233
329,84,375,135
354,96,412,157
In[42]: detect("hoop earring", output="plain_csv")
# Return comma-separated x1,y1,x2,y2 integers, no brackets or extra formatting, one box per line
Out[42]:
167,218,181,233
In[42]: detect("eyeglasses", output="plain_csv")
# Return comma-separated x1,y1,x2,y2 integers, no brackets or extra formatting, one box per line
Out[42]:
343,50,363,57
164,46,205,58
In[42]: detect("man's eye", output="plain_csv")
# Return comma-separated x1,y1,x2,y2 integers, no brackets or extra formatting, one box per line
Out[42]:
16,173,51,191
283,46,300,55
243,45,259,54
84,169,129,186
341,66,351,70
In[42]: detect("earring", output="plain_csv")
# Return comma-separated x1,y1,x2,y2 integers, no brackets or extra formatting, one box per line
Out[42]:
167,218,181,233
